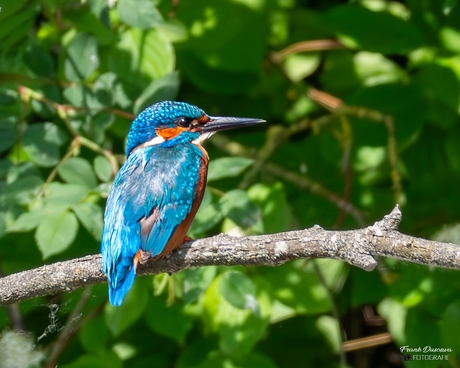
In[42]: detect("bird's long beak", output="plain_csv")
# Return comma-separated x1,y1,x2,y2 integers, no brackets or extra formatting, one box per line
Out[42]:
201,116,265,133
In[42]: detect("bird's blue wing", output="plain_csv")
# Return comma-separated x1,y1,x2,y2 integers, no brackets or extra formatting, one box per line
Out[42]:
101,145,204,306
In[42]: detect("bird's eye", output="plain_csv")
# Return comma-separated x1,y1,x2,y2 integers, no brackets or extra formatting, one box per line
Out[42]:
177,117,193,128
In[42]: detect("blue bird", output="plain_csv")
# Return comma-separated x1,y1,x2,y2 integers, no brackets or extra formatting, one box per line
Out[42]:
101,101,265,306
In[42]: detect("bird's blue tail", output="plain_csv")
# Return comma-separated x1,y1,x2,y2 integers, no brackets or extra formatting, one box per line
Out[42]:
101,221,140,306
108,263,136,306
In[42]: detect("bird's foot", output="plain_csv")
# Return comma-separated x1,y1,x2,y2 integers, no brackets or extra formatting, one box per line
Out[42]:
134,249,151,271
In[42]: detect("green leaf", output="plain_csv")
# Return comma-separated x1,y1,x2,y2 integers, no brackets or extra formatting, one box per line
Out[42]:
219,271,258,312
377,298,407,344
22,123,66,167
247,182,291,233
59,352,122,368
203,274,271,357
0,0,29,22
0,121,17,153
71,202,103,241
189,201,222,236
353,51,406,87
65,33,99,81
0,7,37,43
8,205,68,233
86,112,115,144
324,5,424,54
177,0,266,72
443,0,458,15
104,279,148,337
413,63,460,129
440,302,460,352
258,264,330,314
117,0,163,30
156,19,188,42
79,315,109,353
109,28,174,93
315,315,342,354
144,297,195,344
0,212,6,238
94,156,112,182
207,157,254,182
35,209,79,259
44,183,88,206
23,45,55,78
93,72,117,106
0,159,12,180
182,266,216,304
133,72,179,115
218,189,261,229
348,84,426,149
0,175,43,207
58,157,98,189
65,9,116,45
178,351,277,368
283,53,320,82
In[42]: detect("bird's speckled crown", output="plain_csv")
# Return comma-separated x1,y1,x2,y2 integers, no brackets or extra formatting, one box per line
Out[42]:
125,101,206,156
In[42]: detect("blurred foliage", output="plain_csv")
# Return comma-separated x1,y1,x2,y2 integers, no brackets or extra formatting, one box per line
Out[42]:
1,0,460,367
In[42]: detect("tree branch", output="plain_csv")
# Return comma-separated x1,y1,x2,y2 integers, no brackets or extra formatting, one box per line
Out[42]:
1,206,459,306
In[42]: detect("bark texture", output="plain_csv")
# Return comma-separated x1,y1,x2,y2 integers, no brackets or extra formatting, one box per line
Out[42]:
1,205,459,306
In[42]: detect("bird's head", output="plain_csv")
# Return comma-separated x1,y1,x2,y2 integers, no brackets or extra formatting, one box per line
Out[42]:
126,101,264,156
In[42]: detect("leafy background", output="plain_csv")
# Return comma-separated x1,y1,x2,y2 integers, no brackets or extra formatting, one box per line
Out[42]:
1,0,460,367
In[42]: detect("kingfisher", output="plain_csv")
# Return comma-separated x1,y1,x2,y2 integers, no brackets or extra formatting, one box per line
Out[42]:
101,101,265,306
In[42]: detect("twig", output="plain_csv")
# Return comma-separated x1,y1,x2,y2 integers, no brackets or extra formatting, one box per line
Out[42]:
45,287,92,368
273,40,346,61
308,90,403,205
312,260,348,367
342,333,393,352
210,135,367,226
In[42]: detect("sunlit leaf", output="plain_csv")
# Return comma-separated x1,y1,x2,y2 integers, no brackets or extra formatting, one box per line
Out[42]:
65,33,100,81
203,273,271,356
35,209,78,259
58,157,98,189
324,5,424,54
43,183,88,206
8,205,68,233
182,266,216,305
219,271,258,312
109,28,174,93
133,72,179,115
94,156,112,182
117,0,163,30
71,202,103,241
207,157,254,182
22,123,67,167
218,189,261,229
247,182,291,233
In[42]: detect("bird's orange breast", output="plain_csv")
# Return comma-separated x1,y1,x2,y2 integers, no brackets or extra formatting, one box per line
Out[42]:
156,146,209,258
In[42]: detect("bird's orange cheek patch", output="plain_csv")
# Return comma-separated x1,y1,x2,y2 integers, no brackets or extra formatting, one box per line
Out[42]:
198,115,209,123
155,127,185,139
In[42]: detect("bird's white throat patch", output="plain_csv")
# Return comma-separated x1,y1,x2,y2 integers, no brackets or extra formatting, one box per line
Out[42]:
192,131,215,145
144,136,166,147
